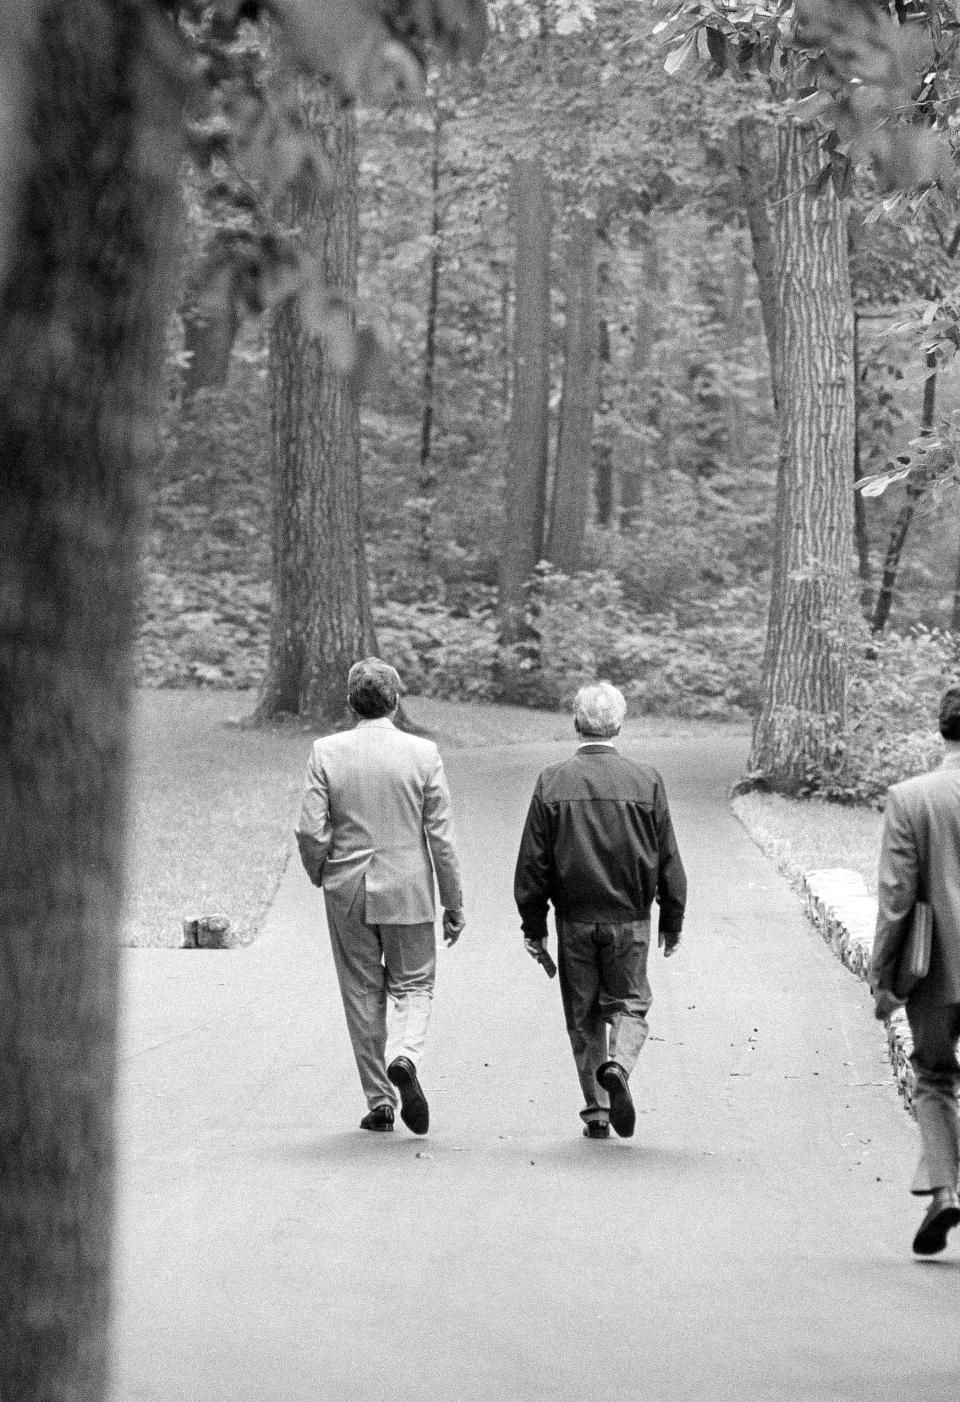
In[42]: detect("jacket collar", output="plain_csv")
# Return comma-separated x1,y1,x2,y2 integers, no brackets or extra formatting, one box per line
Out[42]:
356,717,396,729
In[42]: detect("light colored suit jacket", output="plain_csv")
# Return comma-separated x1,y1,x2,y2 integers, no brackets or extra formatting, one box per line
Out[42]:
871,755,960,1009
295,718,463,926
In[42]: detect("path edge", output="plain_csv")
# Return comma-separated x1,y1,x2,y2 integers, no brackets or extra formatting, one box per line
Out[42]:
730,807,916,1116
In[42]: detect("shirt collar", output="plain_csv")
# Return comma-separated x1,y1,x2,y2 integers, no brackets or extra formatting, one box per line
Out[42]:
941,745,960,768
356,717,396,729
578,740,617,752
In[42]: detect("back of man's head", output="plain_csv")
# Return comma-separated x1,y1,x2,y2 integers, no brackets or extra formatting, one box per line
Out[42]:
939,685,960,741
348,657,401,719
574,681,626,739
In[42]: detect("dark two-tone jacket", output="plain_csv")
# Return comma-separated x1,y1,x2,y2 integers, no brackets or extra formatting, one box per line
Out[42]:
513,743,687,942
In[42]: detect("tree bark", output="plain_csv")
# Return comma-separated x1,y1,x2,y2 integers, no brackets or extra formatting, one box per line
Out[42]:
0,4,182,1397
498,155,551,644
594,317,615,527
547,212,598,574
180,253,241,406
619,223,661,528
255,88,376,726
417,88,444,589
731,116,779,412
748,122,855,789
851,308,872,606
871,351,937,634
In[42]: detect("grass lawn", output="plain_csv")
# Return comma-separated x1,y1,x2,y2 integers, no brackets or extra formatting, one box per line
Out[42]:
731,790,883,895
123,689,738,948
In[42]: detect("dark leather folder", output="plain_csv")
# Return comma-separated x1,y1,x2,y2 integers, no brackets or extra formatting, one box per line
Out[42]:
894,901,933,1001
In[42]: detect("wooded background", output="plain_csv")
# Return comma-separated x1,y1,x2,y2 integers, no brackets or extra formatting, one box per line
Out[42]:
147,0,960,800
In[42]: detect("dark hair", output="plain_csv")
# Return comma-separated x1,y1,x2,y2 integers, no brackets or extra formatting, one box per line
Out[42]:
939,685,960,741
347,658,400,719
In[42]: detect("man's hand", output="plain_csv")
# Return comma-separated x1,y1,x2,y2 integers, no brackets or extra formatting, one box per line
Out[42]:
658,929,681,958
442,907,465,946
874,987,905,1021
524,937,545,960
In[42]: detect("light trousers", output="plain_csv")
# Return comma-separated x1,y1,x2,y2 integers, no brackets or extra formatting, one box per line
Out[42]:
557,917,652,1125
907,1001,960,1196
325,885,436,1110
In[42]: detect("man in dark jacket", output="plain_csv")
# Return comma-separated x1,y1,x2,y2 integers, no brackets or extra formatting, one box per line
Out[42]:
514,682,687,1140
872,685,960,1255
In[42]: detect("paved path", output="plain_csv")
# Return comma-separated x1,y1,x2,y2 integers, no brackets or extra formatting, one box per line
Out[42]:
110,734,960,1402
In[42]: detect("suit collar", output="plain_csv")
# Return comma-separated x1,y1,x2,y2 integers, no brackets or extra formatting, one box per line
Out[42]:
356,717,396,729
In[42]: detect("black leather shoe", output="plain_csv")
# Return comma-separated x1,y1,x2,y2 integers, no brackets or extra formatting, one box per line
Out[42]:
596,1061,636,1138
359,1105,394,1132
387,1055,429,1135
913,1188,960,1255
583,1121,610,1140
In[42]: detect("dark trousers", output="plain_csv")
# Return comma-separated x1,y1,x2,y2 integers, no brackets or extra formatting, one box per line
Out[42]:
907,1001,960,1195
557,918,652,1124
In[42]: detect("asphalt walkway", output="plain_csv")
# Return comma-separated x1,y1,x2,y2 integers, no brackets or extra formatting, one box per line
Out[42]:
109,733,960,1402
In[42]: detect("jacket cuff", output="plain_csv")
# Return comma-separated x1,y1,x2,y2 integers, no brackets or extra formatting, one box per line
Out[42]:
519,911,548,941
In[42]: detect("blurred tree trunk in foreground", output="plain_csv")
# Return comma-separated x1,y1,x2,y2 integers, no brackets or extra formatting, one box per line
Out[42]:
0,4,182,1397
255,89,376,726
499,155,551,645
749,122,855,790
548,211,598,574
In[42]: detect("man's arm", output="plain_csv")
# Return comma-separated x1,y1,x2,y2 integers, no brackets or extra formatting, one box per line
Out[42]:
654,782,687,955
514,783,552,943
294,746,331,888
870,787,919,1001
422,749,464,925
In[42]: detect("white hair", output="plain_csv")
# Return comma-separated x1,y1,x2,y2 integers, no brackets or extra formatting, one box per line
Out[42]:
573,681,626,738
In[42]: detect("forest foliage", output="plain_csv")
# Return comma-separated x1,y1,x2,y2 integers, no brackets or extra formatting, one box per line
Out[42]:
149,0,960,798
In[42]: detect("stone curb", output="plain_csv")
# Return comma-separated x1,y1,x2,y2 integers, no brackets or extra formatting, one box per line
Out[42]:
801,868,916,1115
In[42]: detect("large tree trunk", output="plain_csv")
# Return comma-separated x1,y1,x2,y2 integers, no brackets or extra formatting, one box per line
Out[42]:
0,5,182,1397
255,89,376,726
498,155,551,644
547,211,598,574
748,122,855,789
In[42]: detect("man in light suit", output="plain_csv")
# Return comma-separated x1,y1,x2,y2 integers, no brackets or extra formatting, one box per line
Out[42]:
872,685,960,1255
295,658,465,1135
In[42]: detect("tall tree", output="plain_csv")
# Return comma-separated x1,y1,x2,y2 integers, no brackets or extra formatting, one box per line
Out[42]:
748,121,855,784
0,6,183,1396
416,82,447,589
662,6,858,787
498,154,551,644
547,209,598,573
255,87,377,725
0,5,486,1399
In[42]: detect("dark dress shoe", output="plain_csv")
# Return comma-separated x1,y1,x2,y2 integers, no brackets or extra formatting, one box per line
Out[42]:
583,1121,610,1140
359,1105,394,1132
913,1188,960,1255
387,1055,429,1135
596,1060,636,1138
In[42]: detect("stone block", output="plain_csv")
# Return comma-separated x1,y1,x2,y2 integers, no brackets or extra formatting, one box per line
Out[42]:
181,914,232,949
